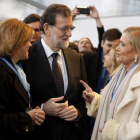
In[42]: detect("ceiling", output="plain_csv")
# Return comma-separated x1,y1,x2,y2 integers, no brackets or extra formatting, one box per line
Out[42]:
0,0,140,21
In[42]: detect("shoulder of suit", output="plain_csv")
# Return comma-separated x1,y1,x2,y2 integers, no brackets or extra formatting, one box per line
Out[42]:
0,59,7,67
64,48,81,56
29,39,42,53
0,59,15,75
83,52,98,59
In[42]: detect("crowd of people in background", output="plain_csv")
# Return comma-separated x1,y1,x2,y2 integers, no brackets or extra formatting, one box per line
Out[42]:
0,3,140,140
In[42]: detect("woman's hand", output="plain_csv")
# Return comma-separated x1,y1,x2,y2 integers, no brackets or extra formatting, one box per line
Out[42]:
27,106,45,126
87,5,100,19
80,80,95,103
71,5,80,20
34,106,45,126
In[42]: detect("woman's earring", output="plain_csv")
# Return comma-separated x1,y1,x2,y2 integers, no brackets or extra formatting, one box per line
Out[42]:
134,55,138,63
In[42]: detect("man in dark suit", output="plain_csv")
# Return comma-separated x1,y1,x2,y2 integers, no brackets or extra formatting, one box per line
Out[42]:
21,4,88,140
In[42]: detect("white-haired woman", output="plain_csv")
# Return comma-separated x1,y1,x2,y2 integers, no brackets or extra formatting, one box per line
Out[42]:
80,26,140,140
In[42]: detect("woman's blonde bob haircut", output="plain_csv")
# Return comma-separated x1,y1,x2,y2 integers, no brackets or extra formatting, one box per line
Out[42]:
123,26,140,70
110,47,121,76
0,18,33,57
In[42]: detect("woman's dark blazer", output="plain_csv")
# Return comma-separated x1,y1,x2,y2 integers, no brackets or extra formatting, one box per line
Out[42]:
0,58,34,140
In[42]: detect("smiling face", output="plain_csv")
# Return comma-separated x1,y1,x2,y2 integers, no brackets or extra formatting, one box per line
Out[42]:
11,41,32,63
116,32,137,71
78,38,93,54
103,49,114,73
18,41,32,60
104,47,121,74
47,15,73,51
102,39,120,57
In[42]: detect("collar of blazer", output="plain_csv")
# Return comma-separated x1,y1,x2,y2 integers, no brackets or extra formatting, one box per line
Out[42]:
117,70,140,114
129,70,140,89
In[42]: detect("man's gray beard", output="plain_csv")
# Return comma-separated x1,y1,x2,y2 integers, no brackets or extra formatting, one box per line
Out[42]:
57,41,69,49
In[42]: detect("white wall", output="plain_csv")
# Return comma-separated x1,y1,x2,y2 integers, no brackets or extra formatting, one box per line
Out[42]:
70,15,140,48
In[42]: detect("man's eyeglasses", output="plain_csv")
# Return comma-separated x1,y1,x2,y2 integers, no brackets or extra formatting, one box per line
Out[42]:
33,28,40,32
51,25,75,33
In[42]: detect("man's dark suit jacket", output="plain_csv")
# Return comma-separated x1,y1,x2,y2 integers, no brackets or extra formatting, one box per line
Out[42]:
21,39,88,140
0,58,34,140
83,27,105,92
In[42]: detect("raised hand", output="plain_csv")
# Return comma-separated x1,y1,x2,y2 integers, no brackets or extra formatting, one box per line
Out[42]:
80,80,95,103
87,5,100,19
71,5,80,19
87,5,103,27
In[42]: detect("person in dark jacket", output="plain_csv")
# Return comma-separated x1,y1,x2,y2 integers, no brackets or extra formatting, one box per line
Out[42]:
0,18,45,140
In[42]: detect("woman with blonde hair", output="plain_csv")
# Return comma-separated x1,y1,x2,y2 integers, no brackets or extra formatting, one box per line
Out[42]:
80,26,140,140
102,46,121,88
99,47,121,95
0,18,45,140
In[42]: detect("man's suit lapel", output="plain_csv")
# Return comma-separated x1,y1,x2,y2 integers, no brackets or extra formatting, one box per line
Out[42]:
62,49,76,97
